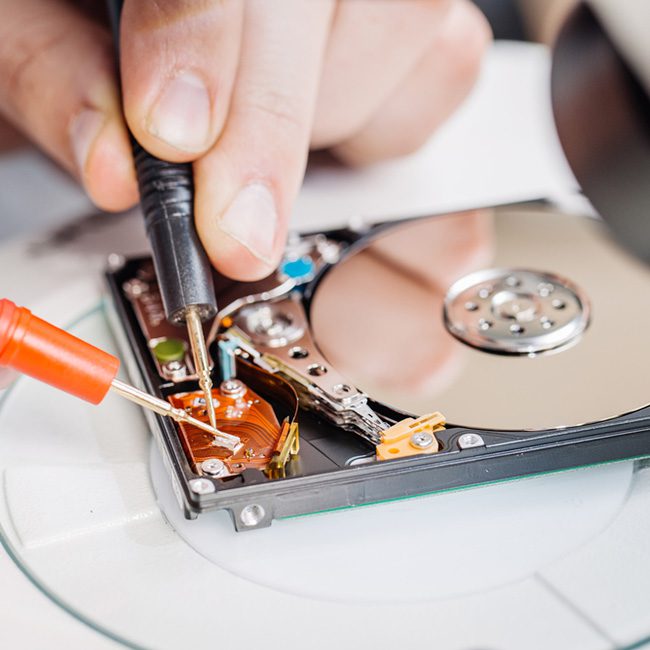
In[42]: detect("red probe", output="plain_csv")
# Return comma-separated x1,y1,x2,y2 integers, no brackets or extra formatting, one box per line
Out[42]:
0,298,119,404
0,299,240,451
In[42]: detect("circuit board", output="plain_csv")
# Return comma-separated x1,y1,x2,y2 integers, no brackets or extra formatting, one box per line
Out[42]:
169,381,288,477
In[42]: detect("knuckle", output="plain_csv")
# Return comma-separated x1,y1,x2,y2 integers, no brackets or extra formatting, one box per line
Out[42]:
132,0,230,32
241,86,306,134
1,23,69,111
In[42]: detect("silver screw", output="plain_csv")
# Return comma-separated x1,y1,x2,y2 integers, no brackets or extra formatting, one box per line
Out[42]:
458,433,485,449
201,458,226,477
537,282,555,297
163,360,187,381
348,214,368,233
254,308,292,336
333,383,353,396
410,431,435,449
122,278,148,297
240,504,266,527
107,253,125,271
540,316,554,330
189,478,215,495
220,379,246,398
289,346,309,359
478,318,493,331
307,363,327,377
318,240,342,264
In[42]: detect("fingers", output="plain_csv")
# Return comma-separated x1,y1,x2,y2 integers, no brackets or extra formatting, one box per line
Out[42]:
312,0,454,149
0,0,137,211
332,0,491,165
120,0,243,162
194,0,334,281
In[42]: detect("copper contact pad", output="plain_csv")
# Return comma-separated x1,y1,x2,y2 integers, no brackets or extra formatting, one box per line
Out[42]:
169,386,282,475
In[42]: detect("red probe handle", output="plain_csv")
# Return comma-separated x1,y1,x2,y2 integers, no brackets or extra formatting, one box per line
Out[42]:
0,299,120,404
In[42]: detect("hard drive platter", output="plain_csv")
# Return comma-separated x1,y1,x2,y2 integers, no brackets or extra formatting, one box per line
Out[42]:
311,205,650,431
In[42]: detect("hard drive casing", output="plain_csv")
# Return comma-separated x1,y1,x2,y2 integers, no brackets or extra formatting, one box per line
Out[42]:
104,202,650,531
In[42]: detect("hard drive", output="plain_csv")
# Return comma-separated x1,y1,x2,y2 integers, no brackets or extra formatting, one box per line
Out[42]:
105,201,650,531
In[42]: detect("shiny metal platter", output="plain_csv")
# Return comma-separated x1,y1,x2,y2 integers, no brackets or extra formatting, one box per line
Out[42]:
310,205,650,431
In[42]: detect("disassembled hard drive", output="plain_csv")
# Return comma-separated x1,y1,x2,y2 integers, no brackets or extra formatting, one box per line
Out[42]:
105,202,650,530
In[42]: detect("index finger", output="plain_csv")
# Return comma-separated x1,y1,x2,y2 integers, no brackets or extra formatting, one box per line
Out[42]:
120,0,243,161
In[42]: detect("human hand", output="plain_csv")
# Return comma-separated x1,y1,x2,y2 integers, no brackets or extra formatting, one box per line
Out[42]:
0,0,489,280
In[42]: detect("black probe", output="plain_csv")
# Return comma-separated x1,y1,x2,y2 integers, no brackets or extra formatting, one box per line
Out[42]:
105,0,218,429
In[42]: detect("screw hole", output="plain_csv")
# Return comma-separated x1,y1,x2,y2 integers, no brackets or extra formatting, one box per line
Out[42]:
240,504,266,527
308,363,327,376
537,282,554,297
289,346,309,359
540,317,555,330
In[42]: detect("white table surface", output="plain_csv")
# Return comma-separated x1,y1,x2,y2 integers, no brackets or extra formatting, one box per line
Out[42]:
0,42,648,650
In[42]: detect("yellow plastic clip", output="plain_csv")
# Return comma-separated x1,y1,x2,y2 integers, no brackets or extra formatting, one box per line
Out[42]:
266,420,300,478
376,412,445,461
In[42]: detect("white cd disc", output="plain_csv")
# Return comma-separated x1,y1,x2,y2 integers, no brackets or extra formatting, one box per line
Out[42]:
310,205,650,430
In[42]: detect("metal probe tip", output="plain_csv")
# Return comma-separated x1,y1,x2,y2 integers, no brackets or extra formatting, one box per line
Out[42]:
110,378,241,453
185,306,217,431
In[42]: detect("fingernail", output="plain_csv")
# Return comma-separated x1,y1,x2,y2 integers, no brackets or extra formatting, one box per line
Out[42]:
70,108,105,176
219,183,278,264
148,71,210,152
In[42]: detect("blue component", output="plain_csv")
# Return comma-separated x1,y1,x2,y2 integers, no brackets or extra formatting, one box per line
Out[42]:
281,256,315,283
218,338,239,381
